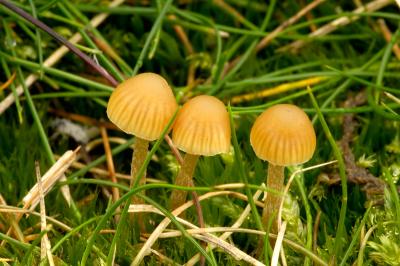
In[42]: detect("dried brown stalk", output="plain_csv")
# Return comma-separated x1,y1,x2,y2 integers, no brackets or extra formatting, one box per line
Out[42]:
0,71,16,92
313,210,322,254
100,127,120,223
377,19,400,60
301,0,318,32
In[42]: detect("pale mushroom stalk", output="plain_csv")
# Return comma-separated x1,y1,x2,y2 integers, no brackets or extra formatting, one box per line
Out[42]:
130,138,150,198
262,164,284,233
170,153,199,210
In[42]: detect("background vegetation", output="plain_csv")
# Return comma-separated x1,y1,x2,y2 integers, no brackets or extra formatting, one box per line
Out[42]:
0,0,400,265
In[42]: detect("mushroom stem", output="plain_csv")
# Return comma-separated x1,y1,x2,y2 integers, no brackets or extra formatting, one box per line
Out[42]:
130,137,150,189
130,137,149,227
262,163,285,234
170,153,199,211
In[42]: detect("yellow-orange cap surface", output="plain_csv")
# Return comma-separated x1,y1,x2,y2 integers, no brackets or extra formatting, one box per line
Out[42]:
250,104,316,166
107,73,178,141
172,95,231,156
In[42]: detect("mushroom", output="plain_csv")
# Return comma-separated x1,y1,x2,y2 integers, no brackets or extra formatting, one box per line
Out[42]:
107,73,178,204
170,95,231,210
250,104,316,233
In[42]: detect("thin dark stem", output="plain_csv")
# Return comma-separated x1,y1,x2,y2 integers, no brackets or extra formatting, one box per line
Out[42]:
0,0,119,87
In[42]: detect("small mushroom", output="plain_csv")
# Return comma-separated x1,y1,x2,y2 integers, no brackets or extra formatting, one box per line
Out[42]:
107,73,178,204
170,95,231,210
250,104,316,233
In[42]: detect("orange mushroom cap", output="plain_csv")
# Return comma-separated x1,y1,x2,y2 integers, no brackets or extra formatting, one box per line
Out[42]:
250,104,316,166
106,73,178,141
172,95,231,156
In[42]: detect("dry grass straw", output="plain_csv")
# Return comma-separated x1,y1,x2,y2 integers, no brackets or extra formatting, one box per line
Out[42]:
129,200,264,266
271,221,287,266
280,0,394,52
186,188,263,265
131,191,249,265
35,161,55,266
0,148,79,247
0,205,72,232
22,148,80,210
384,92,400,104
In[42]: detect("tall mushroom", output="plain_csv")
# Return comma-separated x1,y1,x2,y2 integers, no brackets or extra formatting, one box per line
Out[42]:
250,104,316,234
107,73,178,205
170,95,231,210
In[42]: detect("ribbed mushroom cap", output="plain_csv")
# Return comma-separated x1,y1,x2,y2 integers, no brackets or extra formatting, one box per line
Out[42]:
172,95,231,156
107,73,178,141
250,104,316,166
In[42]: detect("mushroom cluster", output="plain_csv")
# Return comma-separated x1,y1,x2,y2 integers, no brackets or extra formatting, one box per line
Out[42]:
106,73,316,244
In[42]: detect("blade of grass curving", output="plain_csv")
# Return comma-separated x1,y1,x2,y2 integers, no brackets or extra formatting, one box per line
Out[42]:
0,0,119,86
57,1,125,82
384,167,400,232
307,87,347,263
234,104,400,116
368,24,400,120
21,229,49,265
208,0,277,95
294,173,312,266
69,138,135,180
148,0,163,60
324,66,400,95
105,110,179,264
228,104,263,231
28,0,43,79
7,61,82,221
62,178,213,194
51,216,100,253
0,232,30,250
1,20,23,123
2,25,59,165
37,0,59,13
227,103,266,263
81,110,177,265
40,10,85,28
75,4,157,16
231,77,340,115
312,47,386,123
15,19,36,40
339,205,372,266
31,91,110,99
0,52,113,91
183,11,223,85
131,0,173,76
